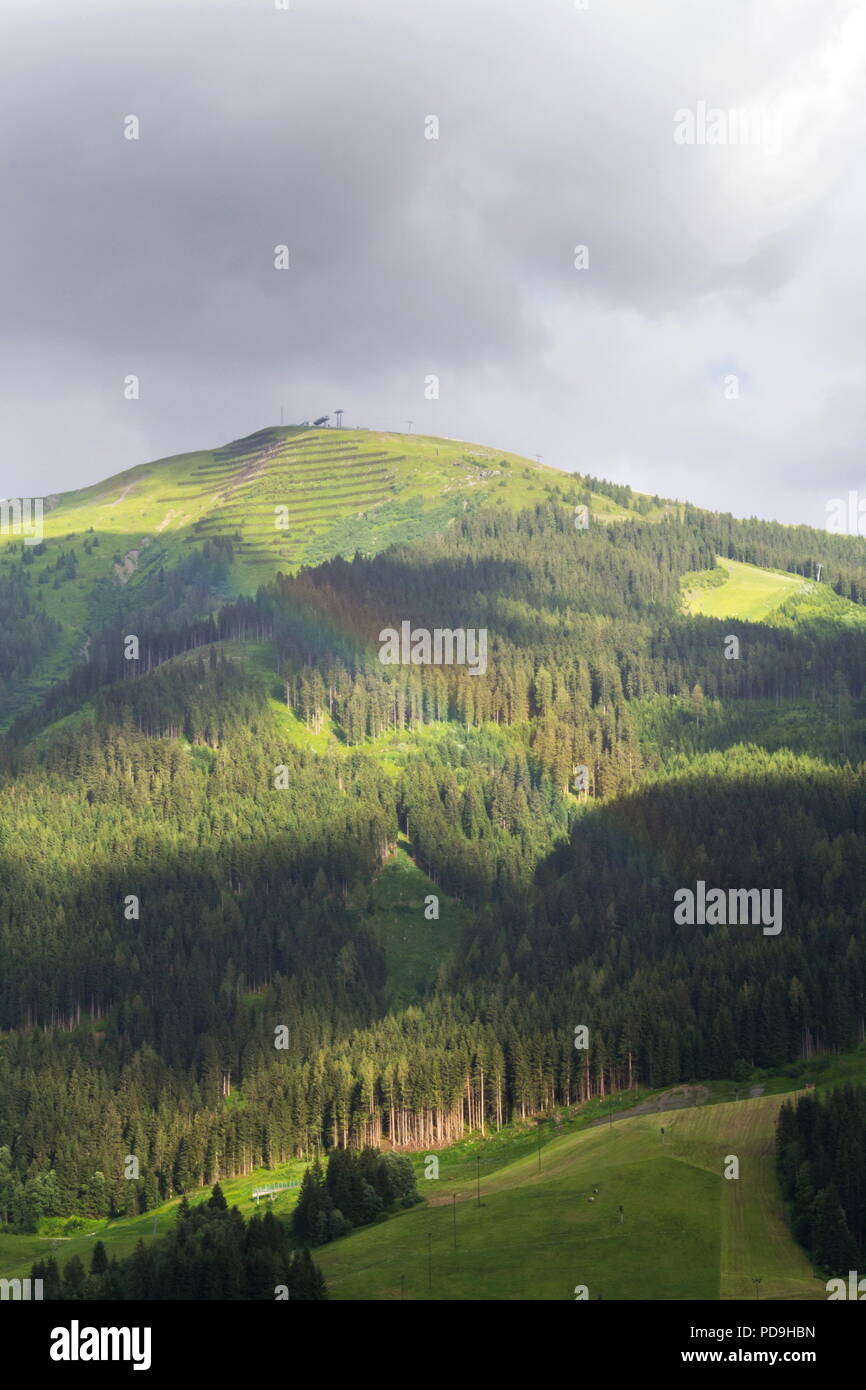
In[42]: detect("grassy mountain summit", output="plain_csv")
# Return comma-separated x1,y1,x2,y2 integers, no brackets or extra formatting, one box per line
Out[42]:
0,426,665,725
11,422,661,582
6,420,864,732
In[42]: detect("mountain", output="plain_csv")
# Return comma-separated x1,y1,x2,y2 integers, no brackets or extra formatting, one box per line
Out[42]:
2,424,866,1301
0,426,671,727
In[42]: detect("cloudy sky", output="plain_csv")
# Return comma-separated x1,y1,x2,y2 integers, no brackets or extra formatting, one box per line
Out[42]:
3,0,866,527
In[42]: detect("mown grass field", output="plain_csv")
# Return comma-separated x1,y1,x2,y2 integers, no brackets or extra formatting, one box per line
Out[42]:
704,1098,820,1301
321,1112,721,1301
314,1091,826,1301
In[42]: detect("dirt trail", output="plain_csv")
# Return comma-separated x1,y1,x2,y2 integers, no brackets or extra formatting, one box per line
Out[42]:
426,1086,712,1207
100,481,138,507
586,1083,709,1128
219,440,286,501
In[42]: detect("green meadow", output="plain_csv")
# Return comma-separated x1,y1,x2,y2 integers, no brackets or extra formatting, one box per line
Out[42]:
682,557,807,621
683,554,866,629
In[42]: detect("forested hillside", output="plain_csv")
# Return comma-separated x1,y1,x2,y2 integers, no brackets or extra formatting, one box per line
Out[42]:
2,443,866,1239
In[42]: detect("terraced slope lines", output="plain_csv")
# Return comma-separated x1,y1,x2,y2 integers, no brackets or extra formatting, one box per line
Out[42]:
185,429,402,571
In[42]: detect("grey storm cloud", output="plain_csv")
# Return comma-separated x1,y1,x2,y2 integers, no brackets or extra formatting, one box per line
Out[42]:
3,0,866,530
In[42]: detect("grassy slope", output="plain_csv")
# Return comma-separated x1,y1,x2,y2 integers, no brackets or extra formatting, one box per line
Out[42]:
7,1048,866,1296
315,1092,823,1301
683,557,806,621
321,1108,721,1301
355,838,471,1010
682,555,866,629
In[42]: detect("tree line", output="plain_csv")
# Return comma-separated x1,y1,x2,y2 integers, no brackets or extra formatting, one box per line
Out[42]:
777,1088,866,1275
30,1183,328,1300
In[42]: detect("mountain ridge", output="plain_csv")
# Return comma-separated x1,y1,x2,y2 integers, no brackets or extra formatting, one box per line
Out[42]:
0,425,665,726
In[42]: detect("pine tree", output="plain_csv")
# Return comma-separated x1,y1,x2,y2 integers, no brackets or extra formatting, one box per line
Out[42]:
812,1186,859,1275
288,1248,328,1300
208,1182,228,1211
